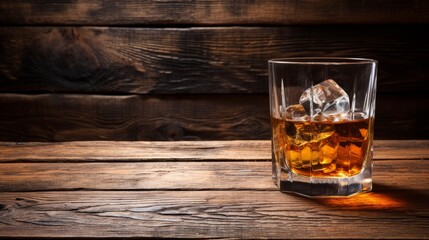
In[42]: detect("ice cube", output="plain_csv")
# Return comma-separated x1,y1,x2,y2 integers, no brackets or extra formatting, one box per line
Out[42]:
299,79,350,116
285,121,335,147
313,112,349,122
282,104,309,120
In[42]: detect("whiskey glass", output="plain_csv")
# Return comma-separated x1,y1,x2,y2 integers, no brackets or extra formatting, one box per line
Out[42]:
269,57,377,197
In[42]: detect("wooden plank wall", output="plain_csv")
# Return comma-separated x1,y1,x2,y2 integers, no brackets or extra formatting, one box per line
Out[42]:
0,0,428,141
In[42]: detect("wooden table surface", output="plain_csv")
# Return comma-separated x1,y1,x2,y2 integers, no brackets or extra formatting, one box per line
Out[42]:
0,140,428,239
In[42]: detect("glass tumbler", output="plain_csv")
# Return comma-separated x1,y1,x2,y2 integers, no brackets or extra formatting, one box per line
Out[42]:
268,57,377,197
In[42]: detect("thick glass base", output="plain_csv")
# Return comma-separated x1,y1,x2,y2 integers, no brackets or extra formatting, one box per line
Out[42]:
277,166,372,197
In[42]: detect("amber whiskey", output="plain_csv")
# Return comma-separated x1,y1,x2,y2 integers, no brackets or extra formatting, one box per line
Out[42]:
272,115,372,178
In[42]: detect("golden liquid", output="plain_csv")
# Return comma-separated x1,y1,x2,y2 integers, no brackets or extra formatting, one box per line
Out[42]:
272,116,372,177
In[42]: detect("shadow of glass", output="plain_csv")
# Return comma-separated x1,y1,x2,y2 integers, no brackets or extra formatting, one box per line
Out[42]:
301,183,429,211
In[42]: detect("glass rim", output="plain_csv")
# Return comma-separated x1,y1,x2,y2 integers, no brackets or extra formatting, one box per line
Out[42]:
268,57,377,65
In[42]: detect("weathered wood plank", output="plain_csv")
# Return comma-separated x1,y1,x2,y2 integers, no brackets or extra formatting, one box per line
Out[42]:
0,94,270,141
374,140,429,160
0,162,273,191
0,190,427,238
0,140,428,163
375,93,428,140
0,160,428,191
1,0,428,25
0,26,428,94
0,141,271,162
0,93,427,141
0,140,427,239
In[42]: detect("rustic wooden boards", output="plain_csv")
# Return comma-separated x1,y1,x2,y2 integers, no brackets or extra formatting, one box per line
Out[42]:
1,140,427,162
0,94,426,140
1,26,428,94
1,1,429,141
0,94,270,141
0,26,428,140
1,161,428,192
1,0,428,25
1,190,428,239
0,140,428,238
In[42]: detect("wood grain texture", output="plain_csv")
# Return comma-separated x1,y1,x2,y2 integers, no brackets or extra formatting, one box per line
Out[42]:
0,0,428,25
375,94,428,140
0,162,273,191
0,26,428,94
0,94,270,141
0,140,428,163
0,93,427,141
0,140,271,162
0,190,428,238
0,140,428,238
0,160,428,192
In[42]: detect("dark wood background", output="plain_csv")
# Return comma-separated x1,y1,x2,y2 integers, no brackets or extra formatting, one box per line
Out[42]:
0,0,428,141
